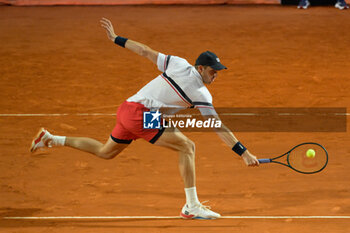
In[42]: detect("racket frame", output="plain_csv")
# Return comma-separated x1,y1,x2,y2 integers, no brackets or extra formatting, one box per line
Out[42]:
259,142,328,174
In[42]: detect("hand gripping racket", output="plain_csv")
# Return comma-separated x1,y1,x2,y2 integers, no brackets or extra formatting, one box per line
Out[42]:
258,142,328,174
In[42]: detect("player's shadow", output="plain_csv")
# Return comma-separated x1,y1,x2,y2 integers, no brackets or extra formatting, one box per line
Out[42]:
0,207,42,217
0,207,239,229
0,218,239,229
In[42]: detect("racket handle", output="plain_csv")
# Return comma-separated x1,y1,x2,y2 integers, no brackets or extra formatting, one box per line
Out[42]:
258,158,272,163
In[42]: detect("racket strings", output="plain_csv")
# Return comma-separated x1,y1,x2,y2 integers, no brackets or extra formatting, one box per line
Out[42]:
287,144,328,173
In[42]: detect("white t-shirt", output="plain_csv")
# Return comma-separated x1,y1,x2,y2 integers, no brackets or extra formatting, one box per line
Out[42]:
127,53,216,115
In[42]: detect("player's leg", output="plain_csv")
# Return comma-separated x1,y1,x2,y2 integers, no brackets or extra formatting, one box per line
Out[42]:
30,102,134,158
154,127,196,188
65,136,129,159
30,128,129,159
154,127,220,219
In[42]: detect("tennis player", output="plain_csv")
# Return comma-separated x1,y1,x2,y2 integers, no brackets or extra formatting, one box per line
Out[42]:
30,18,259,220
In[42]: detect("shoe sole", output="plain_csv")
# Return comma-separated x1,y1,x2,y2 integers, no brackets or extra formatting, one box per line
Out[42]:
336,6,348,9
180,212,218,220
30,127,46,153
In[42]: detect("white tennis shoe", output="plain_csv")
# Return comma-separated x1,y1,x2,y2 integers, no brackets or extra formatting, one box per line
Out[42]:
335,0,349,9
180,202,221,220
30,128,52,153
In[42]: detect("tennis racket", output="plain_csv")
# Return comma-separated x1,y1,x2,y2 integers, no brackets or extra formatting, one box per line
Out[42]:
258,142,328,174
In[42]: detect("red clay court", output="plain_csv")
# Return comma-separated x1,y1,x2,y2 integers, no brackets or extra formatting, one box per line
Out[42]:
1,3,350,233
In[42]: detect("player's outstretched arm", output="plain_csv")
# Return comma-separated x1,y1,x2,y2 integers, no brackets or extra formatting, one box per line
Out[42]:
100,17,159,65
199,108,259,167
215,122,259,167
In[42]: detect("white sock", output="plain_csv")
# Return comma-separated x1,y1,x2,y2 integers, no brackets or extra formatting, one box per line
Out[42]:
51,135,66,146
185,187,200,208
46,131,66,146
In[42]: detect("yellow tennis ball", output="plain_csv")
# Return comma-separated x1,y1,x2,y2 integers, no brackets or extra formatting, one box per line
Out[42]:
306,149,316,158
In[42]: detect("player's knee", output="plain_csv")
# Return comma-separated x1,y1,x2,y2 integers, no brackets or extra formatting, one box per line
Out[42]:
182,139,195,156
97,150,117,160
